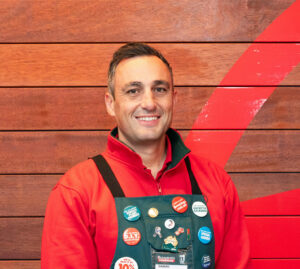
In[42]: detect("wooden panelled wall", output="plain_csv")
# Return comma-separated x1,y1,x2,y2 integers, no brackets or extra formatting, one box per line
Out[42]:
0,0,299,268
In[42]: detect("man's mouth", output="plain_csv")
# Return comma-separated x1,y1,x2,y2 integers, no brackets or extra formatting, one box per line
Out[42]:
137,116,159,121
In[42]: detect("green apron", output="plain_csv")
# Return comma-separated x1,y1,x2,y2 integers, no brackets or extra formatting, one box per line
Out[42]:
92,155,215,269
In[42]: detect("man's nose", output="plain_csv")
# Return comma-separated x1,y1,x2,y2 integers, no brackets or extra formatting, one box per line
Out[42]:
141,90,156,110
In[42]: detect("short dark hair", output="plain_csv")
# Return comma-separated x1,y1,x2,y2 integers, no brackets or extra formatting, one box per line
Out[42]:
108,42,173,97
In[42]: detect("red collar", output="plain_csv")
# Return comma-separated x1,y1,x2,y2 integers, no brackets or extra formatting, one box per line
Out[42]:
105,132,172,179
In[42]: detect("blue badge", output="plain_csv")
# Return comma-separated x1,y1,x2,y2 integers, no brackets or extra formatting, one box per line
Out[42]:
123,205,141,222
201,255,212,268
198,227,212,244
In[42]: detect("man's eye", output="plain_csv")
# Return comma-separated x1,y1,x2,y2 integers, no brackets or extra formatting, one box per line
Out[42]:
154,87,167,93
127,89,138,94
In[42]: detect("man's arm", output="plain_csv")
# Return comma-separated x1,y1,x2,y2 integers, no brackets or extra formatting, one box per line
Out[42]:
216,177,252,269
41,183,98,269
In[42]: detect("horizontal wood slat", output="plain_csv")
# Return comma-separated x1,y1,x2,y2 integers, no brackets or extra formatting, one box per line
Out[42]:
251,259,300,269
231,173,300,202
0,130,299,173
0,44,299,86
0,218,43,259
1,173,298,217
225,130,300,172
1,86,300,130
0,175,59,216
1,217,299,260
246,217,300,258
0,0,294,43
242,188,300,216
0,261,40,269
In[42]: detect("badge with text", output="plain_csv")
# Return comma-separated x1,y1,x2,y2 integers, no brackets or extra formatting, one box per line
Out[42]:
192,201,208,217
123,228,141,246
114,257,138,269
148,207,159,218
198,227,212,244
123,205,141,222
172,196,188,213
201,255,212,268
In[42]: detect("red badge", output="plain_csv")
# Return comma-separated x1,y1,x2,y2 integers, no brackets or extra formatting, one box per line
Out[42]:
123,228,141,246
172,196,188,213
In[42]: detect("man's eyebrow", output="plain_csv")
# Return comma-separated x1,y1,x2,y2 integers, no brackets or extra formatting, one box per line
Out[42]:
122,81,143,90
153,80,170,88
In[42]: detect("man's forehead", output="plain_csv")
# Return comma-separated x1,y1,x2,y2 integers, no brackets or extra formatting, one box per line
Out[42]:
116,56,169,74
114,56,171,83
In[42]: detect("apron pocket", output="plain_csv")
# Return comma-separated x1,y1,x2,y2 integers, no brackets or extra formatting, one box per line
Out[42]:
145,215,193,252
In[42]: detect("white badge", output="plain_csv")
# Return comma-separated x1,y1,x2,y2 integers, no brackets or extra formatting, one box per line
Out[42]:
114,257,138,269
164,219,175,229
192,201,208,217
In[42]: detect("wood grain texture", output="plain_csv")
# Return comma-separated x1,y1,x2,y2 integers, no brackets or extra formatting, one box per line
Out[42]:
0,131,299,173
0,0,294,42
1,173,298,217
225,130,300,172
0,175,59,216
0,218,43,259
1,43,299,87
246,216,300,258
0,43,246,86
0,261,40,269
1,86,300,130
231,173,300,202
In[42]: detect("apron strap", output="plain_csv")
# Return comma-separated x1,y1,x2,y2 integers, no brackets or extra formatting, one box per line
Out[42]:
92,154,125,197
184,157,202,195
92,154,202,197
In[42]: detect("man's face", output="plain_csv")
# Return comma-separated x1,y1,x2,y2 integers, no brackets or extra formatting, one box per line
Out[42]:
105,56,176,148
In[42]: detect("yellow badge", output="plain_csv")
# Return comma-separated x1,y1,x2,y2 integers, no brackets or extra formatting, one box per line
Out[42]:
148,208,159,218
164,236,178,247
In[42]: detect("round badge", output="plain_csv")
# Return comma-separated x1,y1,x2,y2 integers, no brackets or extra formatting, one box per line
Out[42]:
114,257,138,269
172,196,188,213
123,228,141,246
123,205,141,222
201,255,212,268
192,201,208,217
164,219,175,229
148,207,159,218
198,226,212,244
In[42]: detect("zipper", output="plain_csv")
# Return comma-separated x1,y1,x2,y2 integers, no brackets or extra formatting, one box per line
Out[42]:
156,180,162,195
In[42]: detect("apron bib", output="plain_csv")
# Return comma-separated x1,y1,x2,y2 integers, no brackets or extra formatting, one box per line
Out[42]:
92,155,215,269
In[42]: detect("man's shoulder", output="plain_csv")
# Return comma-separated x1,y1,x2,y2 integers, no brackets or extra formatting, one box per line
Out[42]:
56,157,100,193
187,152,231,185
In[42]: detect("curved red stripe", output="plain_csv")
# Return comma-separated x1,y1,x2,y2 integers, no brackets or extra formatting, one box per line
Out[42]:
185,1,300,167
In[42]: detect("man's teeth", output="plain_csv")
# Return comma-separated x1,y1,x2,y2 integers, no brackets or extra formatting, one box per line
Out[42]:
138,116,158,121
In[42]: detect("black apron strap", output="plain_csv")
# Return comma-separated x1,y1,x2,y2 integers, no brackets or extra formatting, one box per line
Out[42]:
92,154,202,197
92,154,125,198
184,156,203,195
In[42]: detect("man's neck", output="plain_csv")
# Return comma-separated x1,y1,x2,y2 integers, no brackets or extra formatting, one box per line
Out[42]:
121,136,167,179
136,140,167,178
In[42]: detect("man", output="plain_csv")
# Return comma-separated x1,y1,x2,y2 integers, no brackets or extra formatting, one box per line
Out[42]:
42,43,251,268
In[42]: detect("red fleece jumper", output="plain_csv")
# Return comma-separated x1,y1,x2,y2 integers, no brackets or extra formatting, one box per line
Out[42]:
41,128,251,269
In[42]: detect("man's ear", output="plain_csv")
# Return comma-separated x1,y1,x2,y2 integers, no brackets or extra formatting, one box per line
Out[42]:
104,92,115,116
172,88,177,106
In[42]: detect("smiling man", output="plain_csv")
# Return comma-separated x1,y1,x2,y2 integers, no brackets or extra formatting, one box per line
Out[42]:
42,43,251,269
